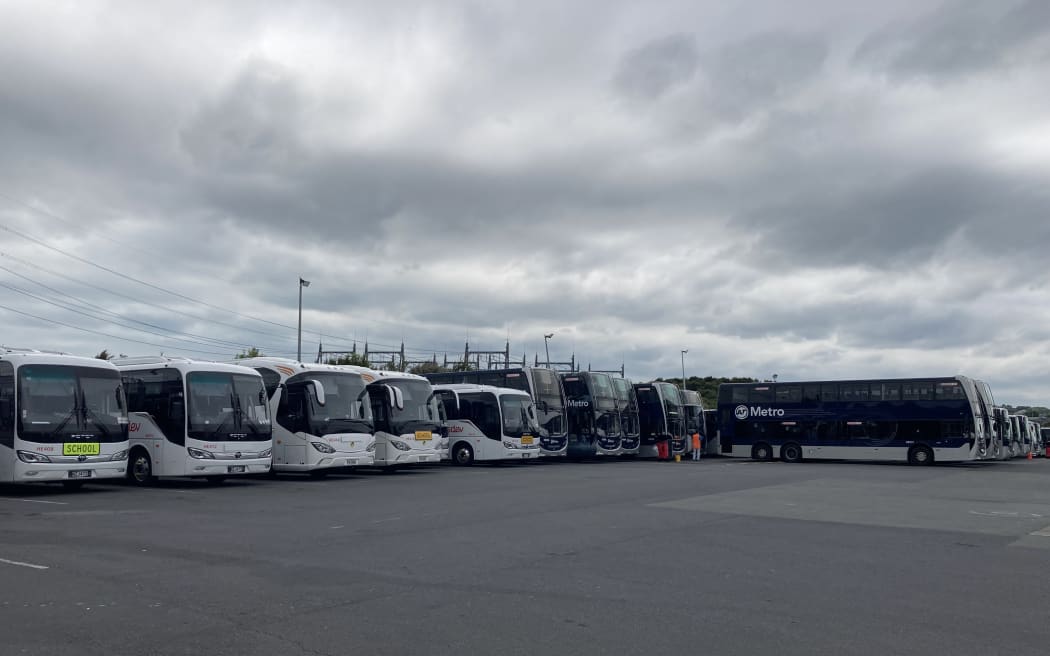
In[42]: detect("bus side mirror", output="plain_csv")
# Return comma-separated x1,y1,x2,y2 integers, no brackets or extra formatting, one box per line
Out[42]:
308,380,326,407
385,385,403,411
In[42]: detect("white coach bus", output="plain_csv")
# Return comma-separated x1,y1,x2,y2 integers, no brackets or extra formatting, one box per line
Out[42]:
336,366,444,469
116,357,272,484
431,384,542,465
0,348,129,488
234,357,374,477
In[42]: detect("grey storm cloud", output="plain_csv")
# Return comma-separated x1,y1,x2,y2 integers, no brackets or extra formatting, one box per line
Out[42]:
613,33,700,101
1,0,1050,404
855,0,1050,79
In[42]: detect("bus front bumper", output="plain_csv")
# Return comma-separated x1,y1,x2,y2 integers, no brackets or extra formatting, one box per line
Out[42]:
15,462,127,482
185,457,270,477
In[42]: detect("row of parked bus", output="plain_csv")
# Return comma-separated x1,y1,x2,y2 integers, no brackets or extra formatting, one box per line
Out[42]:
2,346,1045,488
0,348,715,487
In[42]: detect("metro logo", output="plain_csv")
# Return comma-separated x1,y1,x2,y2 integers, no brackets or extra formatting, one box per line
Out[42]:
735,405,786,419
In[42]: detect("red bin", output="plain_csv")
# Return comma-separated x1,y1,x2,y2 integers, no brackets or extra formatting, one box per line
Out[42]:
656,440,669,460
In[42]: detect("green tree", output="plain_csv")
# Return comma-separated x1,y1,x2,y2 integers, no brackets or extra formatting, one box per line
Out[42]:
409,361,448,375
662,375,760,409
326,352,370,367
235,347,262,359
451,360,475,372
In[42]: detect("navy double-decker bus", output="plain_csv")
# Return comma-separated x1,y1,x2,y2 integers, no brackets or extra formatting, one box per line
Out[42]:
425,367,568,457
633,381,682,458
717,377,981,465
560,372,621,458
612,378,641,455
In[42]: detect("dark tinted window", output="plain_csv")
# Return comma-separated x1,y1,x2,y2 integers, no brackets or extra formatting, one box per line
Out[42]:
935,381,965,400
434,390,458,420
256,368,281,398
478,372,504,387
821,384,839,402
459,392,501,440
802,385,821,402
731,386,748,403
750,386,773,403
123,368,185,445
902,381,934,401
775,385,802,403
869,384,884,401
880,384,901,401
841,384,869,402
0,361,13,447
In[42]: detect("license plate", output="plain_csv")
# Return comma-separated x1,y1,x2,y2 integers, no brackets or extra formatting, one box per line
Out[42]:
63,442,100,456
68,470,91,479
415,431,432,441
521,435,534,445
227,465,246,473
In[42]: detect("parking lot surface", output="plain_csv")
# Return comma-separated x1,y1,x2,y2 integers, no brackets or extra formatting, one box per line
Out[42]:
3,457,1050,655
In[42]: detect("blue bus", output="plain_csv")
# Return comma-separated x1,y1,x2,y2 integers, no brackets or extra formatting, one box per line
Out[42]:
717,377,982,465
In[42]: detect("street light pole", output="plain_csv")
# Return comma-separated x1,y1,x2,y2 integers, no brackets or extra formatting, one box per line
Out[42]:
680,349,688,392
544,333,554,368
297,277,311,361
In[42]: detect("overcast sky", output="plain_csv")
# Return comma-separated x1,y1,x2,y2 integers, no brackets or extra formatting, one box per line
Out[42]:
2,0,1049,403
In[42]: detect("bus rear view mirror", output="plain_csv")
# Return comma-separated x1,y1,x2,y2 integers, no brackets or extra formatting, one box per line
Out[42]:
308,380,326,407
385,385,404,411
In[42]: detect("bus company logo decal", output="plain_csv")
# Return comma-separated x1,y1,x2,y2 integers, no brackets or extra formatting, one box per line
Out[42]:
735,405,786,419
568,399,590,408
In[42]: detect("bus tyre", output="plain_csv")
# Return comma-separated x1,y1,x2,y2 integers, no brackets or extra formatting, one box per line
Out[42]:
752,443,773,462
128,449,156,486
908,445,934,466
452,442,475,466
781,443,803,463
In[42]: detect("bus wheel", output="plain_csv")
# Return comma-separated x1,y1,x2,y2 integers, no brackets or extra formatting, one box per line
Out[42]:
61,481,85,491
128,449,155,486
452,443,474,466
752,443,773,461
781,443,803,463
908,445,934,466
205,476,227,485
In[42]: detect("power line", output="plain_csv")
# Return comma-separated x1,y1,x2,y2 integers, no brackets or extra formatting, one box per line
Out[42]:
0,281,250,357
0,302,297,357
0,264,271,351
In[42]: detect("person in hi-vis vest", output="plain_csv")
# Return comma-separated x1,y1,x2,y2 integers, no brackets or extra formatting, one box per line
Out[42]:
691,432,702,460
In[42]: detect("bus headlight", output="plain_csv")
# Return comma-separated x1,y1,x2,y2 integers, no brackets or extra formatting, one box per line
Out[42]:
259,448,272,458
17,450,51,464
366,441,376,452
311,441,335,454
187,447,215,459
503,441,520,450
389,439,411,451
110,450,129,461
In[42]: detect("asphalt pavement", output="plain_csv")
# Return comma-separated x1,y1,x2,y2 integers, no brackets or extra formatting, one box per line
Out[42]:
2,456,1050,655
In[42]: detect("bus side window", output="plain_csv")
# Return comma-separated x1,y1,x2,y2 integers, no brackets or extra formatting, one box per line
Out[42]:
731,387,748,403
0,361,14,447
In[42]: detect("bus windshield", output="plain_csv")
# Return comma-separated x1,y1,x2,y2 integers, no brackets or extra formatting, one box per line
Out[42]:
591,374,614,400
289,372,372,435
388,379,440,427
501,394,538,438
17,365,127,444
187,372,271,442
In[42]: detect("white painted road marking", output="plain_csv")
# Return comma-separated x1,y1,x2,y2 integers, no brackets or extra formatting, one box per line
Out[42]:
0,498,69,505
1029,525,1050,537
0,557,50,570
